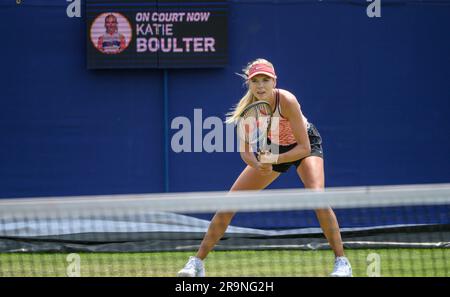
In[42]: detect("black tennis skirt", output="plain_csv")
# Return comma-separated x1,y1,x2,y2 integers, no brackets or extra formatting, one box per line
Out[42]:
268,123,324,173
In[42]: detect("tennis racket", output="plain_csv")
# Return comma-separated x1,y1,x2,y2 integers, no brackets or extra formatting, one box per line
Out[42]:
237,101,273,160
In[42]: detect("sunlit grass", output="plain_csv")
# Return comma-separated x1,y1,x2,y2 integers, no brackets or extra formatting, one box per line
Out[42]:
0,249,448,277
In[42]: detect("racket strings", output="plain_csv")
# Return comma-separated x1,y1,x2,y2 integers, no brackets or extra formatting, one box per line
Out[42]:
238,102,273,145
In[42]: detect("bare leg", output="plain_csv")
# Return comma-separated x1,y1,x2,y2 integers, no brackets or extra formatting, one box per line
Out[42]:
296,156,345,257
196,166,280,260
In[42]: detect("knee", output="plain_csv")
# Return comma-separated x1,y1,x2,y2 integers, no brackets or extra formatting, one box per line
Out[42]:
300,174,324,190
304,183,324,190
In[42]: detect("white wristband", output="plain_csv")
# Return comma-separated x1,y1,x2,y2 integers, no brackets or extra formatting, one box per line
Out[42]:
259,152,279,164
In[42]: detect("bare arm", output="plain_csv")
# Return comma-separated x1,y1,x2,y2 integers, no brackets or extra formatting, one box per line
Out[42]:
276,93,311,164
239,135,273,175
120,34,126,49
97,36,104,52
239,140,259,167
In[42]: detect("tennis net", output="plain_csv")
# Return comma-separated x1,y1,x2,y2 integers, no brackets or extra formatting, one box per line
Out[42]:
0,183,449,277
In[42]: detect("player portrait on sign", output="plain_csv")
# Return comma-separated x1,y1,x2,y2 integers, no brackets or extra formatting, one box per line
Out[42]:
90,12,132,54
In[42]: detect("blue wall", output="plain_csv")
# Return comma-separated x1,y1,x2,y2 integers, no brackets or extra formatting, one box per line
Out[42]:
1,0,449,201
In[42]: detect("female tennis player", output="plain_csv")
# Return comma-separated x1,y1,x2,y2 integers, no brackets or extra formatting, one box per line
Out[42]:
178,58,352,277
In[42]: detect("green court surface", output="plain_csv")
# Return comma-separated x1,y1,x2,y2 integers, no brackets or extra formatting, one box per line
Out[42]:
0,249,448,277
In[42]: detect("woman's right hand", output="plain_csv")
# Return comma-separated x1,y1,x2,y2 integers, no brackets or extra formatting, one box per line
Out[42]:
255,162,273,176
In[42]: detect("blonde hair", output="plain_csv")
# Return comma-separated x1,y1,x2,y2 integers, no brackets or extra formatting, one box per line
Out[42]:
225,58,276,124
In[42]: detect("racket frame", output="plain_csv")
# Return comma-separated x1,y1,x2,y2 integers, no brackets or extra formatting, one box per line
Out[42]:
237,100,273,155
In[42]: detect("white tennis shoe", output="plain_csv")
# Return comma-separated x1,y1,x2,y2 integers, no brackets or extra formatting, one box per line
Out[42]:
330,256,353,277
177,256,205,277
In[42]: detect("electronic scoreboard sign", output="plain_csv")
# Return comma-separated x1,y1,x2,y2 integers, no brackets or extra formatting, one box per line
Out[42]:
87,0,228,68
